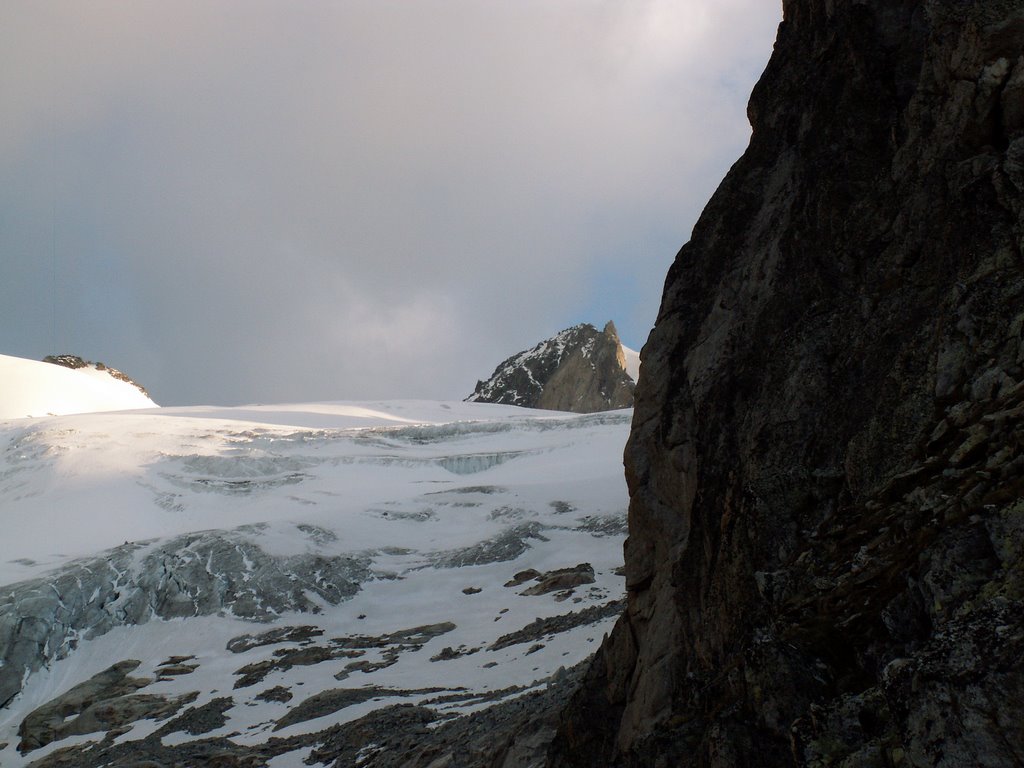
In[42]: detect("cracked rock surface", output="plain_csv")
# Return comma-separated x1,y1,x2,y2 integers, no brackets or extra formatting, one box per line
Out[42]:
551,2,1024,766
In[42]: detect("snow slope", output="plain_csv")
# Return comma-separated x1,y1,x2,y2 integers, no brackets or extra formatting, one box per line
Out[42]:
622,344,641,382
0,353,156,419
0,399,629,766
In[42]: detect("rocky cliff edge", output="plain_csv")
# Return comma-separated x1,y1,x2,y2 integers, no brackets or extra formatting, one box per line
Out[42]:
551,2,1024,766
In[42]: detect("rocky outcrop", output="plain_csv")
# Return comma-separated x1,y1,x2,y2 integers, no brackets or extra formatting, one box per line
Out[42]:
551,2,1024,766
468,322,635,413
17,660,198,754
43,354,151,398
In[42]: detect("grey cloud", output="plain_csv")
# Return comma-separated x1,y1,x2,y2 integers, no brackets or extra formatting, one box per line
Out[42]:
0,1,781,405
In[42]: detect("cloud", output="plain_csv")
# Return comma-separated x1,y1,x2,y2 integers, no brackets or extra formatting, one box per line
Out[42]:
0,0,781,405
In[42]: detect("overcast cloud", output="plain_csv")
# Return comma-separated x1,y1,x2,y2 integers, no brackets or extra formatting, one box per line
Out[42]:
1,1,781,405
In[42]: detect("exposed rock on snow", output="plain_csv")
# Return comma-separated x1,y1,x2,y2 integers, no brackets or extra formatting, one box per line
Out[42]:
0,353,155,419
17,660,197,754
42,354,151,399
0,401,628,766
512,563,596,597
0,532,372,711
467,322,635,413
489,600,625,652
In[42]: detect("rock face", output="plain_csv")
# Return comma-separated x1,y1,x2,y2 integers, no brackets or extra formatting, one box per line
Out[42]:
468,322,635,413
551,2,1024,766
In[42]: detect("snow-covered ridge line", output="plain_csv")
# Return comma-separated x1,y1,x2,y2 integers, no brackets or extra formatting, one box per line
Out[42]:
0,353,156,419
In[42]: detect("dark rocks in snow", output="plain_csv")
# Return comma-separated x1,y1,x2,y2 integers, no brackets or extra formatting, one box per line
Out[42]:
0,533,372,710
517,563,596,596
233,644,363,689
430,644,480,662
232,621,459,688
17,660,198,754
255,686,293,704
14,654,594,765
273,685,448,731
574,513,628,537
468,322,635,413
550,2,1024,766
503,563,598,599
154,662,198,678
340,662,591,768
158,654,196,666
431,522,550,568
153,696,234,738
226,625,325,654
41,354,89,370
489,599,625,652
43,354,152,398
332,621,458,650
504,568,542,587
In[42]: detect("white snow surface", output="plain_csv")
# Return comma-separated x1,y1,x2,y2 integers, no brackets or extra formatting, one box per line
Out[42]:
622,345,641,383
0,398,630,765
0,353,156,419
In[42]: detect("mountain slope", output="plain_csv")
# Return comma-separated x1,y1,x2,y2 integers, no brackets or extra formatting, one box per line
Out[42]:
467,322,635,413
551,3,1024,766
0,354,156,419
0,400,629,766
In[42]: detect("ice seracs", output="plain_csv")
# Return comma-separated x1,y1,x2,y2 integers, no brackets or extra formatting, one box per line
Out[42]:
0,398,629,766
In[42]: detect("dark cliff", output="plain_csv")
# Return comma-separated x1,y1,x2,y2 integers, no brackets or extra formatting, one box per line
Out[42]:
468,322,635,413
551,2,1024,766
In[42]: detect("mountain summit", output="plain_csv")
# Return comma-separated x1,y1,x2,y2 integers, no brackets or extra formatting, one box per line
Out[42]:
43,354,151,399
467,322,635,413
0,353,155,419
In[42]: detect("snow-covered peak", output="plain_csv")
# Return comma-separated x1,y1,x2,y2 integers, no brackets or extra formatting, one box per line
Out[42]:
467,322,635,413
0,353,157,420
0,398,629,765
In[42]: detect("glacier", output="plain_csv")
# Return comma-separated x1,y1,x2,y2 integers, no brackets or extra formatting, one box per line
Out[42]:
0,394,628,766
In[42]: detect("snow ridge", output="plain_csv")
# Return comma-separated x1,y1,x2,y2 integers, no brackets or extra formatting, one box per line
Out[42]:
0,354,156,419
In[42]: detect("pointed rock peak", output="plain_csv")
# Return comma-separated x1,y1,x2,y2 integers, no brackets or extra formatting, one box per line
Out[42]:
467,323,634,413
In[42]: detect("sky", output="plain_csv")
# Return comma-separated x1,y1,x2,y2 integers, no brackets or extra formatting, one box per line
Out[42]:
1,1,782,406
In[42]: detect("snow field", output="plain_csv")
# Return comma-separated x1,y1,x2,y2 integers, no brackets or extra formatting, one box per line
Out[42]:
0,397,630,766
